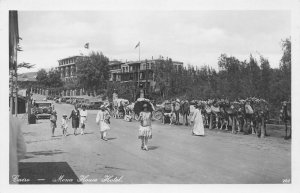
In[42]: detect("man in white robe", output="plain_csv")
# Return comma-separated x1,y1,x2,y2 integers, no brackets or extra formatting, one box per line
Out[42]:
190,105,205,136
96,105,111,141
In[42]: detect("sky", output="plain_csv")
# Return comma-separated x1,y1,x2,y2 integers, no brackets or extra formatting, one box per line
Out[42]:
17,10,290,73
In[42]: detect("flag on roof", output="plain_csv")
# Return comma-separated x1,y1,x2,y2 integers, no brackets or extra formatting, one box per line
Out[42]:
135,41,140,49
84,43,89,49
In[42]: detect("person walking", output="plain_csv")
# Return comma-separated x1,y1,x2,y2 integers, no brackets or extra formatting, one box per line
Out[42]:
50,110,57,137
69,105,80,136
138,104,152,151
174,99,181,125
190,104,205,136
61,114,68,137
96,105,111,141
80,106,88,135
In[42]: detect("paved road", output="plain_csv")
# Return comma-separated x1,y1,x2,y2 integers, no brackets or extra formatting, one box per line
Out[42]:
18,98,291,184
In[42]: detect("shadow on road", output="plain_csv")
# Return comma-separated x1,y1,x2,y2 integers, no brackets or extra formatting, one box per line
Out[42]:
82,132,94,135
23,149,65,159
23,131,37,136
148,146,159,150
106,137,117,141
104,165,126,171
26,137,61,144
18,162,81,184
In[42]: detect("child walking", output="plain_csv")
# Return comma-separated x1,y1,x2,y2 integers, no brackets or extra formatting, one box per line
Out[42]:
50,110,57,137
61,114,68,137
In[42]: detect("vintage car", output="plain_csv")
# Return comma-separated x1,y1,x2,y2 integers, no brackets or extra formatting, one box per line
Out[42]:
66,98,73,104
90,101,103,109
81,99,103,109
61,96,71,103
33,101,53,119
77,98,86,107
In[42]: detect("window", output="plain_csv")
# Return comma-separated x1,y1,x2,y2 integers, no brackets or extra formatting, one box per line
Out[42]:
146,63,149,69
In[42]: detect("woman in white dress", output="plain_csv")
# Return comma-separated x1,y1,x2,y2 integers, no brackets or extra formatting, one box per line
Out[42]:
190,104,205,136
96,105,111,141
138,104,152,151
80,106,88,135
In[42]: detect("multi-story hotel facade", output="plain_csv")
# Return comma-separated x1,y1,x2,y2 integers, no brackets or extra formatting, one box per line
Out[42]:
108,58,183,90
57,55,86,96
57,56,85,83
53,55,183,97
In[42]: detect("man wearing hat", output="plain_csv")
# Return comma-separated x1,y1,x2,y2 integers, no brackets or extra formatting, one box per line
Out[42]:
174,99,181,125
244,99,254,135
190,104,205,136
96,105,111,141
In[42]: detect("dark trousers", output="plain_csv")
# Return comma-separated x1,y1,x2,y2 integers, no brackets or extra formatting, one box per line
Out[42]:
175,111,180,124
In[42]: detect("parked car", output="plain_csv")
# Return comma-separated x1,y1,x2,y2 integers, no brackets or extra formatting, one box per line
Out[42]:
90,101,103,109
55,97,62,103
61,97,70,103
66,98,73,104
33,101,53,119
75,98,85,108
46,96,55,100
81,99,103,109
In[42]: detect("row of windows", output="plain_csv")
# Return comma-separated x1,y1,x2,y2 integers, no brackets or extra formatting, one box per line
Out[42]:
120,63,153,73
118,72,154,81
60,58,76,65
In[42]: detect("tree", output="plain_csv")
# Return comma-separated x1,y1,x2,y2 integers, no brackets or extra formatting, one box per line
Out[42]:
153,59,173,99
17,62,35,69
47,68,63,88
217,54,242,99
247,55,261,97
76,51,110,94
279,38,291,101
36,69,48,86
259,56,271,100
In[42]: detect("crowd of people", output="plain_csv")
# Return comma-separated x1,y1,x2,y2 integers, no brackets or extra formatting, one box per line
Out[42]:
50,104,112,140
48,102,154,151
46,96,290,154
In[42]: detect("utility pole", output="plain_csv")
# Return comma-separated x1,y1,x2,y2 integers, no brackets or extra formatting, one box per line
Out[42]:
9,10,19,117
145,59,148,98
15,59,18,117
27,87,32,124
10,70,14,115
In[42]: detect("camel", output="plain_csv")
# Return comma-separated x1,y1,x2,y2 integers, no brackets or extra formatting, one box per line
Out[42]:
180,100,190,126
280,101,291,140
251,98,269,138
